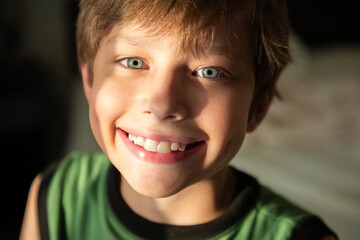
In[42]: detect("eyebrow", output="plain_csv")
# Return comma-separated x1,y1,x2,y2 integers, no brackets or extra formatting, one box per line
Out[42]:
105,35,240,61
105,35,151,48
206,46,232,56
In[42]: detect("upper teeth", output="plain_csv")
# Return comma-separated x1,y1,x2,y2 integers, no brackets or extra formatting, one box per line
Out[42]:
128,134,186,153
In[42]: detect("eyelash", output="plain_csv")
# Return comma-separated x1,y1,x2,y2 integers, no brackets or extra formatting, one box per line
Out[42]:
193,66,231,81
116,57,232,81
117,57,149,70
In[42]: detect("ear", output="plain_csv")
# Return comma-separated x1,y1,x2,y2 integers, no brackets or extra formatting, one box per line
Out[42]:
246,90,275,133
81,63,92,102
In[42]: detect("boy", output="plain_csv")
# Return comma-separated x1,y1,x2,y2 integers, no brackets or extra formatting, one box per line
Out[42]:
21,0,337,239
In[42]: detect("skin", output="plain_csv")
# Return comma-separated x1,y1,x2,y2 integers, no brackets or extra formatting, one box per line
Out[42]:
20,19,336,240
20,174,42,240
81,21,264,225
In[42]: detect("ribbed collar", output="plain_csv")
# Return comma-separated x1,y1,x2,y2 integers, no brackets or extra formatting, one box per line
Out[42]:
107,165,260,240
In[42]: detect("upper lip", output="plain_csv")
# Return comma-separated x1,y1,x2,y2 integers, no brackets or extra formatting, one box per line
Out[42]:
118,127,206,144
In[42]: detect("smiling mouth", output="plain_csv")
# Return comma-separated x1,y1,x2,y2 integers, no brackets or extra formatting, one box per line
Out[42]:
126,132,204,154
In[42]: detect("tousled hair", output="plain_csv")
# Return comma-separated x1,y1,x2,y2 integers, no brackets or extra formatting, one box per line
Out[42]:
76,0,291,115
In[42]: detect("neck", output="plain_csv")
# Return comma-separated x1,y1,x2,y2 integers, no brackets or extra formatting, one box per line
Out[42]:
120,167,237,226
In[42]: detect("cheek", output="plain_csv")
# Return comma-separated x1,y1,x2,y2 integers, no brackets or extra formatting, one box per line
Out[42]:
201,89,252,162
208,89,251,133
88,81,131,150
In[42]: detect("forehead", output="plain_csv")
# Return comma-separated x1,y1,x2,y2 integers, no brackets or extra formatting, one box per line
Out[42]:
103,17,253,61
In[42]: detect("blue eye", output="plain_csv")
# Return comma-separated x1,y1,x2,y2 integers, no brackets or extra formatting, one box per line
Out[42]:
120,58,144,69
197,67,219,79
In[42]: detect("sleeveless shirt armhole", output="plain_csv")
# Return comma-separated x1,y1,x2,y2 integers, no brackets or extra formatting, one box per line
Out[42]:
290,217,338,240
37,161,61,240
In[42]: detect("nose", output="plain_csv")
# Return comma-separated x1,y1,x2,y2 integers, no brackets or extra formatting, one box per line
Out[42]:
143,67,188,121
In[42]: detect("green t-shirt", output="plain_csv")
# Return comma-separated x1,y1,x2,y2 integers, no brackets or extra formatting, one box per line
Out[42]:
38,152,336,240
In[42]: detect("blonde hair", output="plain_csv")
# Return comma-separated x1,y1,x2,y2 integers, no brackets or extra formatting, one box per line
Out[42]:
76,0,290,113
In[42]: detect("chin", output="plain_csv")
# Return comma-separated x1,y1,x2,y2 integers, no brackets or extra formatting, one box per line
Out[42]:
124,166,193,198
131,180,186,199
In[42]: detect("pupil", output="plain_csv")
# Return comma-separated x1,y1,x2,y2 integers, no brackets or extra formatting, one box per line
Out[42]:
207,70,213,75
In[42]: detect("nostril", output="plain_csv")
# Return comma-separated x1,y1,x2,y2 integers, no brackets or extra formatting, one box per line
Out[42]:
143,111,152,115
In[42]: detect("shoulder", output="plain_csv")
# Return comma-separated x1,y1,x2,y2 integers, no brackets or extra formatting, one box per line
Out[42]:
36,152,112,239
20,174,43,240
256,186,312,222
229,169,337,239
42,151,110,198
228,169,310,239
37,152,109,195
255,186,338,240
43,152,109,185
53,151,109,175
230,168,312,225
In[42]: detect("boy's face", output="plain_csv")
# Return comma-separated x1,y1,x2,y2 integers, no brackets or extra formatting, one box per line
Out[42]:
82,20,265,198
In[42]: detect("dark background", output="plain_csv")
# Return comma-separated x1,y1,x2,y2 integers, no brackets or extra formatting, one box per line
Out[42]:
1,0,359,239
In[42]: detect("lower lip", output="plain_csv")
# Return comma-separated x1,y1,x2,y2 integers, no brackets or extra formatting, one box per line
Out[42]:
118,129,204,164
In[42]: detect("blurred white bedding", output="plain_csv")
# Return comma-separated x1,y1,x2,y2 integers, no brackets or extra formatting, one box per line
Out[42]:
233,36,360,240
